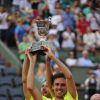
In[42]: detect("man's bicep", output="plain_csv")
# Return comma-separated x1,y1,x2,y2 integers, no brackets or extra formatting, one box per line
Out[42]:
66,78,77,99
48,88,54,97
23,82,31,100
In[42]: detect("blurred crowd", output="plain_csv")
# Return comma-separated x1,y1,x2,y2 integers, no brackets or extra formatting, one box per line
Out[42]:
0,0,100,99
0,0,100,65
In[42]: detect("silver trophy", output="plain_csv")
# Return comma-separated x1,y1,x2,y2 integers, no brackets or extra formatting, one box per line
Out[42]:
30,18,51,55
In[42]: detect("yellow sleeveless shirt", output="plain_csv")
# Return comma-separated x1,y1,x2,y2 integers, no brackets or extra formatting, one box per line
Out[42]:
30,96,51,100
28,91,78,100
52,91,78,100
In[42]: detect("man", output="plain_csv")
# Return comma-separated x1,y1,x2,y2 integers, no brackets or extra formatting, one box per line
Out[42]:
77,50,94,67
15,17,30,46
22,48,51,100
63,5,75,30
90,93,100,100
22,45,78,100
43,45,78,100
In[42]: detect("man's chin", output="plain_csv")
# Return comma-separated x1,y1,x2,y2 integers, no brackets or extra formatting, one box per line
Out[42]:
43,93,48,96
56,92,66,98
56,94,64,98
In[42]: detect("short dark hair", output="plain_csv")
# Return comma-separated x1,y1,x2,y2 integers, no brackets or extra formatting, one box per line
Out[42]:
52,72,65,85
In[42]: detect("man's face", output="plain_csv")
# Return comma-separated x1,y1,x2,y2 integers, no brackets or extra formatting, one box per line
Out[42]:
41,81,49,96
66,7,71,13
53,77,67,98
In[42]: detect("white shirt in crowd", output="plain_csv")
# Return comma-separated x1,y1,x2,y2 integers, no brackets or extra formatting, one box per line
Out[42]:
80,0,87,5
77,57,94,67
83,32,96,47
61,32,75,49
93,69,100,79
51,15,64,32
12,0,20,6
0,12,8,29
19,0,31,9
86,12,100,31
65,58,77,66
95,31,100,46
45,0,57,15
84,77,100,90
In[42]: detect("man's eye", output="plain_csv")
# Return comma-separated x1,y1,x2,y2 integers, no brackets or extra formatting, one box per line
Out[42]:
42,85,44,87
55,83,59,86
61,84,65,86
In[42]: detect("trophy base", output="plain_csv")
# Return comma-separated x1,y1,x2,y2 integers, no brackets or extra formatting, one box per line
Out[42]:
30,40,51,55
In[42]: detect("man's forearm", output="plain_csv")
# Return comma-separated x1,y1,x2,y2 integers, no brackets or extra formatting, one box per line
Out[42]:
22,56,29,83
27,60,35,90
46,60,53,86
51,55,72,79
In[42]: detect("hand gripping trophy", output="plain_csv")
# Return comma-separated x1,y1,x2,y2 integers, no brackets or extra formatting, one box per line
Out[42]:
30,18,51,55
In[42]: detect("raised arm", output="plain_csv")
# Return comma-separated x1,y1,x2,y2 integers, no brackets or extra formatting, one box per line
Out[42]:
26,49,42,100
43,45,77,99
22,56,31,100
46,57,54,96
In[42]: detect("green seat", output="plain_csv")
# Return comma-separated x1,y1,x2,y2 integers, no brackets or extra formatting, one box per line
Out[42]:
58,49,69,62
70,67,94,84
78,88,85,100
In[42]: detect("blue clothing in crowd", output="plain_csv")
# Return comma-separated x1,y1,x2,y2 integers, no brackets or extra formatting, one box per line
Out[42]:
15,24,30,42
63,11,75,30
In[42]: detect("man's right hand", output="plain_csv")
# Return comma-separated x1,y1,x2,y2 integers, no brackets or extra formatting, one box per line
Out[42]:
42,45,54,58
25,47,37,63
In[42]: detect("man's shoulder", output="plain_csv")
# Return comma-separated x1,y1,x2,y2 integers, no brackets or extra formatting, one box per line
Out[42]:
42,96,51,100
65,91,78,100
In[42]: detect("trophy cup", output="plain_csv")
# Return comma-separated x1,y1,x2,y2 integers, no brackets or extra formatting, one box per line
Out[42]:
30,18,51,55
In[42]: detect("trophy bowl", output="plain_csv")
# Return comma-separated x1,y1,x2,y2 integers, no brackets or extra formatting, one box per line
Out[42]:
30,18,51,55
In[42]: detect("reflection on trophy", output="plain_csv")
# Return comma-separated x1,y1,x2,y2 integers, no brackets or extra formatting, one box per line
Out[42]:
30,18,51,55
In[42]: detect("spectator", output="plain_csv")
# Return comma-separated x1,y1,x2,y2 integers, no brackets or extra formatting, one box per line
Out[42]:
6,15,16,47
71,0,81,16
81,73,99,100
12,0,20,12
71,0,81,22
46,28,60,66
0,6,9,43
48,29,60,49
88,64,100,79
12,10,20,22
19,0,31,10
83,27,96,51
65,51,77,67
86,8,100,32
14,17,30,46
62,5,75,30
30,0,40,18
41,5,52,19
80,0,87,6
52,5,64,46
82,1,93,17
77,50,94,67
76,11,90,37
61,26,75,49
18,34,31,62
45,0,57,15
95,26,100,48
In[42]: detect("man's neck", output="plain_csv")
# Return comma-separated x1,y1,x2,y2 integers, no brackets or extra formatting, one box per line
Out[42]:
55,97,63,100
